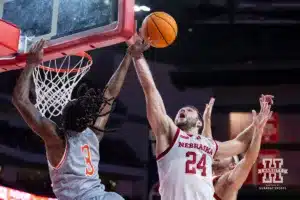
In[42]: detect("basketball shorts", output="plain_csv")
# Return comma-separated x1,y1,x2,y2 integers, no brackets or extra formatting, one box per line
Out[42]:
88,192,124,200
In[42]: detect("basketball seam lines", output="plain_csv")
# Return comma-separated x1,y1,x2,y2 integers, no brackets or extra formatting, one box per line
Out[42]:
153,13,177,36
150,16,169,46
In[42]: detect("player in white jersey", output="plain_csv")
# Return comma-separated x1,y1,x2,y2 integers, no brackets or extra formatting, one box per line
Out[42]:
128,34,265,200
212,95,273,200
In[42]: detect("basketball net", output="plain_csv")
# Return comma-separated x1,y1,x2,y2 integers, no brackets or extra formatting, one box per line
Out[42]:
32,52,92,118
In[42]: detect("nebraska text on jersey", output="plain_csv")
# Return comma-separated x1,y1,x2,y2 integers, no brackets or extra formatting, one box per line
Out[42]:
178,141,214,155
156,128,218,200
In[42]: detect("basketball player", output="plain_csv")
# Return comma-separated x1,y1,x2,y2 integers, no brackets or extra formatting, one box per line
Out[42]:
127,35,271,200
212,95,273,200
12,39,132,200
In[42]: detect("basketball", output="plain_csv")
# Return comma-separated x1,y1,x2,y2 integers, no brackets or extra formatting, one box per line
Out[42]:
141,12,178,48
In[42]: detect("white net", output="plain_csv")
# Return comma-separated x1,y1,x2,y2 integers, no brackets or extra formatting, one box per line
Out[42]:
32,52,92,118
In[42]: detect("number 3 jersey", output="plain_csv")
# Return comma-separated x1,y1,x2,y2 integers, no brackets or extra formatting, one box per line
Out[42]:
156,128,219,200
48,128,105,200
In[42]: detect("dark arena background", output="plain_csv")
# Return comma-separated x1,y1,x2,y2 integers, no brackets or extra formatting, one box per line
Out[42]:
0,0,300,199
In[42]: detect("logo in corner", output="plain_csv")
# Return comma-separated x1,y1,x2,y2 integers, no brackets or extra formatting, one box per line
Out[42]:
258,158,288,190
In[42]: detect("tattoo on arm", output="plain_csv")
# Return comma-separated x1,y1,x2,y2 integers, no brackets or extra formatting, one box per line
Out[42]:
93,53,131,137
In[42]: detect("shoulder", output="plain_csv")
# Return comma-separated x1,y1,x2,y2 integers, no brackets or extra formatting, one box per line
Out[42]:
86,127,104,141
41,119,64,145
153,115,177,136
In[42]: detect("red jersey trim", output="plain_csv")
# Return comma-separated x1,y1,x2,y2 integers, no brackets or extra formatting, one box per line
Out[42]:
213,140,219,158
49,141,68,170
214,193,222,200
156,128,180,160
213,176,222,200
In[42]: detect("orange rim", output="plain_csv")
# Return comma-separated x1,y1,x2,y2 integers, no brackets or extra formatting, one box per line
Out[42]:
39,51,93,73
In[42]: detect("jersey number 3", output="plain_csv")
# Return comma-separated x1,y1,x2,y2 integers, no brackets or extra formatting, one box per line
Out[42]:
185,151,207,176
81,144,95,176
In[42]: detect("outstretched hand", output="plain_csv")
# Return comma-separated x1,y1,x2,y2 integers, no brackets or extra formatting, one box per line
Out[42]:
202,98,215,121
252,94,274,131
26,39,45,65
127,33,151,58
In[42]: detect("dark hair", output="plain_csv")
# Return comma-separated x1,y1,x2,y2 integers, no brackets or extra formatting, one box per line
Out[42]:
61,84,114,133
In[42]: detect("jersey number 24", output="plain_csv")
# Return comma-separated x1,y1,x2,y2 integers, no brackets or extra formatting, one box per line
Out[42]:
185,151,207,176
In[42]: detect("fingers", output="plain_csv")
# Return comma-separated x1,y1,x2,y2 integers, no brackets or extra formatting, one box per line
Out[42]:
29,39,45,53
208,97,215,113
203,104,209,115
36,39,45,52
264,94,274,105
143,40,151,51
252,110,257,118
268,111,273,120
260,94,274,105
209,97,215,105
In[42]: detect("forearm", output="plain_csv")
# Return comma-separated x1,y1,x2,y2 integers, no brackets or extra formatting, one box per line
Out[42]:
243,128,263,165
133,56,157,92
105,53,131,98
235,123,254,143
227,128,262,189
12,64,36,102
202,118,212,138
94,53,131,132
133,56,166,114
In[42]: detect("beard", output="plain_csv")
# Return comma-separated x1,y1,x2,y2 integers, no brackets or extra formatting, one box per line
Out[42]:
176,118,197,131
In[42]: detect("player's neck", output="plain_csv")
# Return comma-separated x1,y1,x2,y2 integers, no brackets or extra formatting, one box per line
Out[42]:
182,127,198,135
213,169,230,177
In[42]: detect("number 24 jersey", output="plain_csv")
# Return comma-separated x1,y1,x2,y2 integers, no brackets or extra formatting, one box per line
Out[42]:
156,128,219,200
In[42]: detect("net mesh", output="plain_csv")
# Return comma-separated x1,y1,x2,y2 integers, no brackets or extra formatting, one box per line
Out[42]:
32,53,92,118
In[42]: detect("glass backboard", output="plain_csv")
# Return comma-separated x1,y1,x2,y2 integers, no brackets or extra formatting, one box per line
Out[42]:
0,0,134,71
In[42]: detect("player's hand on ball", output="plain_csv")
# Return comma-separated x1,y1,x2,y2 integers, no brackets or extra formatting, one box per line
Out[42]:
127,34,151,58
27,39,46,65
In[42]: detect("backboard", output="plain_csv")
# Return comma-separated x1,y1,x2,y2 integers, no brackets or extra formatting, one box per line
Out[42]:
0,0,135,71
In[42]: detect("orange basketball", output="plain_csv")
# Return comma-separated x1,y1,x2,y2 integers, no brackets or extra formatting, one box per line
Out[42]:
141,12,178,48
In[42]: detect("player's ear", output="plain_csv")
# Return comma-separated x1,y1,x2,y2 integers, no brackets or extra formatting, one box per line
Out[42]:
196,119,202,128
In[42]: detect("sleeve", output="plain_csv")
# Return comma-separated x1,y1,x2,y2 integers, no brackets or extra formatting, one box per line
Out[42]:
208,138,218,158
213,140,219,158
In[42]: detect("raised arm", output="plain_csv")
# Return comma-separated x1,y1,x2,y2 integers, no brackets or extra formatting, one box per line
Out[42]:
201,98,215,138
227,107,273,190
92,52,132,140
12,40,60,145
215,95,273,159
128,37,176,136
215,123,254,159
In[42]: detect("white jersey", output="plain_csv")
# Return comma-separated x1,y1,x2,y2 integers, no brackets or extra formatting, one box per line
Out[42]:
157,128,218,200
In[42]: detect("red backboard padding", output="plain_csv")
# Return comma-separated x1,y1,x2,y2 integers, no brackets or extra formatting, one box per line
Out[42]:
0,19,20,57
0,0,135,73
